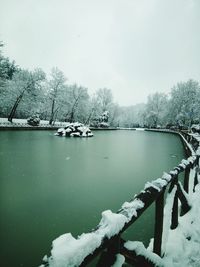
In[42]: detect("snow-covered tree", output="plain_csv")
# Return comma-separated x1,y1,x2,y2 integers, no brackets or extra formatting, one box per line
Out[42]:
117,104,145,128
47,67,67,125
0,43,18,116
6,68,45,122
66,84,89,123
96,88,113,113
109,103,121,127
167,80,200,127
90,88,115,126
144,93,168,128
0,56,17,82
84,94,100,125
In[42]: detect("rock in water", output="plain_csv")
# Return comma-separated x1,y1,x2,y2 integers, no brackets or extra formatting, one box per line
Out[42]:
55,123,93,137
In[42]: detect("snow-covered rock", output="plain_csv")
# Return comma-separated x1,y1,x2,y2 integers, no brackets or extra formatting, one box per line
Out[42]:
191,124,200,134
55,123,93,137
27,115,40,126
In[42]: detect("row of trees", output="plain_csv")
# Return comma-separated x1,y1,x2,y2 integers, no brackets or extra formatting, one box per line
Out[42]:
111,79,200,129
117,79,200,129
142,79,200,128
0,42,200,128
0,44,119,126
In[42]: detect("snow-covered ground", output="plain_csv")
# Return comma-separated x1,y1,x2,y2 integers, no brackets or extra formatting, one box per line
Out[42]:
0,118,70,127
135,128,145,131
161,180,200,267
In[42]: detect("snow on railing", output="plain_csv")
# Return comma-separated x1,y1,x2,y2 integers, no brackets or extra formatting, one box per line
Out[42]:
40,131,200,267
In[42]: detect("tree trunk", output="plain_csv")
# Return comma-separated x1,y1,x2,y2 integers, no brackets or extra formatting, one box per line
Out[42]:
49,99,55,125
69,110,74,123
69,101,78,123
52,107,59,125
8,91,24,122
85,108,94,125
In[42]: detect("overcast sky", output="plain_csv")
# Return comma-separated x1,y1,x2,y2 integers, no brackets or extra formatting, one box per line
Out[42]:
0,0,199,106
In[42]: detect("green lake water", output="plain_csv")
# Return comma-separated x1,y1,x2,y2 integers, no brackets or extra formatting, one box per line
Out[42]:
0,130,185,267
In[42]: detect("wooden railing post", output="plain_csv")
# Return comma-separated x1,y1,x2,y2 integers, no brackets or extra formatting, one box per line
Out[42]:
171,190,178,230
169,175,179,230
96,235,121,267
193,156,200,191
184,166,190,193
153,189,165,256
177,182,191,216
193,170,198,192
169,174,178,193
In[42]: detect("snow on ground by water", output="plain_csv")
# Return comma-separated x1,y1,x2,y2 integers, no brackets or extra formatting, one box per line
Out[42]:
0,118,68,126
118,178,200,267
162,181,200,267
145,168,200,267
135,128,145,131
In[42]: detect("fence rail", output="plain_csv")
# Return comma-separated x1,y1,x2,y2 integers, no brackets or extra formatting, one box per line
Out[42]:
43,130,200,267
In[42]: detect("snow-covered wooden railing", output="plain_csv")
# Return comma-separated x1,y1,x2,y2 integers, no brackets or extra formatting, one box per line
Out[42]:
41,131,200,267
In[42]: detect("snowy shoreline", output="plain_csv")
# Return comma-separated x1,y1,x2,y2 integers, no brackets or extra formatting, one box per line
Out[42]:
0,118,118,131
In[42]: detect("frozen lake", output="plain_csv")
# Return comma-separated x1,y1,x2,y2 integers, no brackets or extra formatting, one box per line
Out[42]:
0,130,185,267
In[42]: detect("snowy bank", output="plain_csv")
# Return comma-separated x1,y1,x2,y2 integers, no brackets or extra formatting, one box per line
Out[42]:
162,182,200,267
0,118,68,128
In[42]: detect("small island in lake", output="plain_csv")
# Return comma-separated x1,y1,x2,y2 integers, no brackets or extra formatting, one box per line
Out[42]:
55,123,93,137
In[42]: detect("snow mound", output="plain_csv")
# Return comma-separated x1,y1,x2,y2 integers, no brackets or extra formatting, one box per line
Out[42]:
55,123,93,137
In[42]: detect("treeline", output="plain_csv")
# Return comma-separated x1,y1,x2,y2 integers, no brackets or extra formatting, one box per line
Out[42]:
0,43,119,126
0,42,200,128
142,81,200,128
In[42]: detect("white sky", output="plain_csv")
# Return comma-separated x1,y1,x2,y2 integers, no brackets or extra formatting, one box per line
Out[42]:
0,0,199,106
